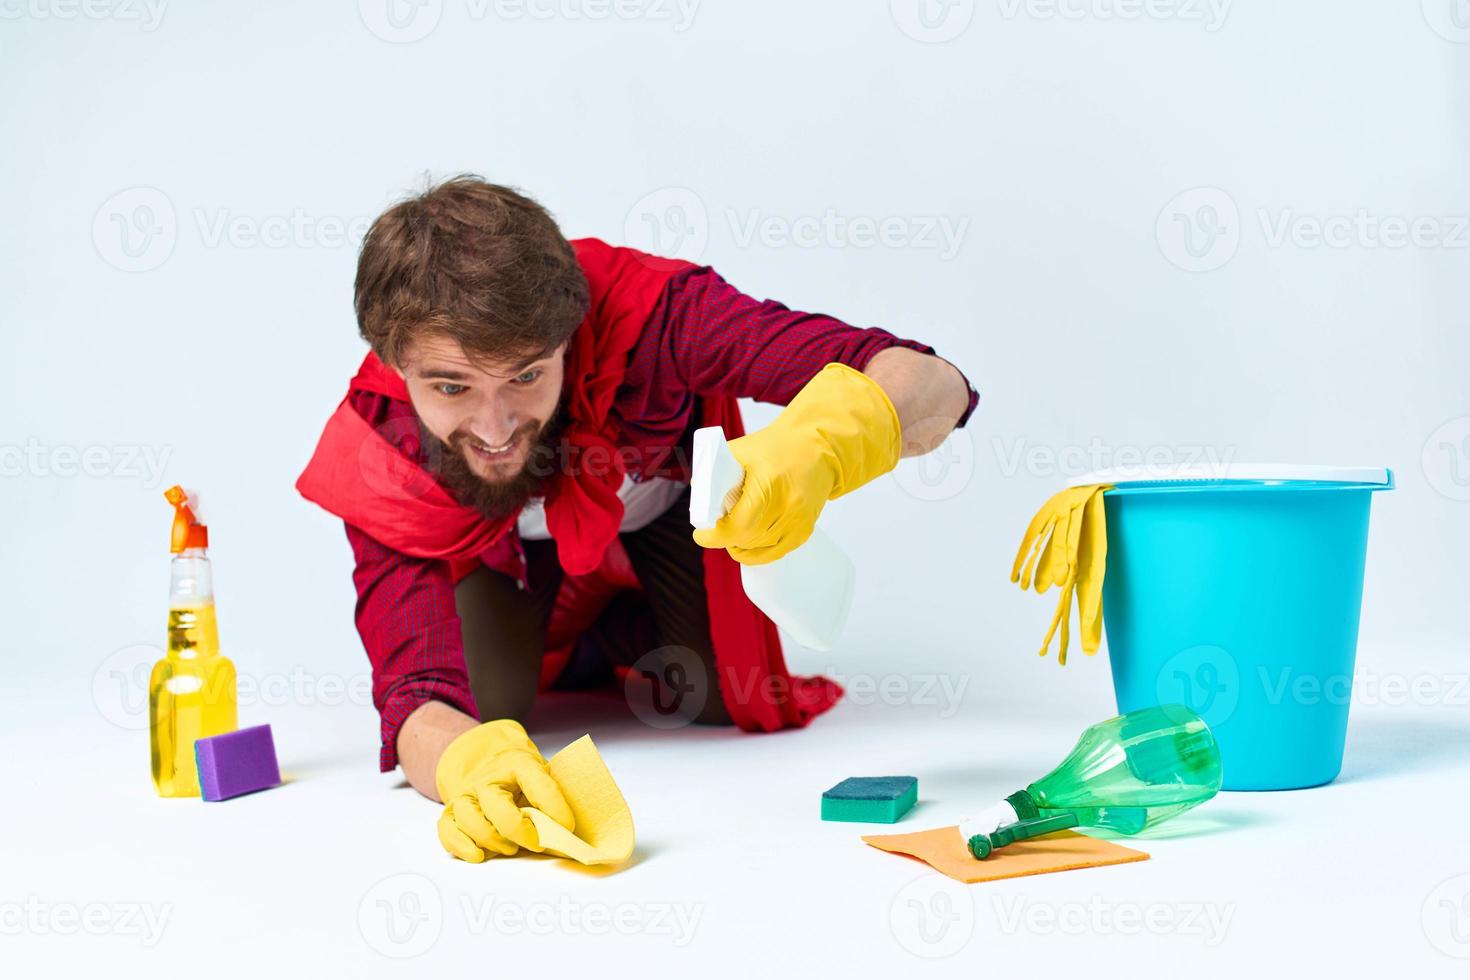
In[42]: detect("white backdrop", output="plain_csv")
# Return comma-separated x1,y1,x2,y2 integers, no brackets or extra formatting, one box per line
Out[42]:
4,1,1470,974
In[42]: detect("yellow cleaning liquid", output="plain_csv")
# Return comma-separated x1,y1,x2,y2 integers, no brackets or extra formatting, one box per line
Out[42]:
150,602,237,796
152,486,238,797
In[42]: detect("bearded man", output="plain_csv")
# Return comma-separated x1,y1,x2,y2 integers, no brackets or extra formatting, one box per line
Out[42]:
297,177,976,861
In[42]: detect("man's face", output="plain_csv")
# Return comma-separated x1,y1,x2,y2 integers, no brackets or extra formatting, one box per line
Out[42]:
395,334,567,510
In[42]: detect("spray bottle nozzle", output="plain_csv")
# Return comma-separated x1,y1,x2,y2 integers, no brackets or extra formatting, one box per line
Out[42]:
164,485,209,553
967,812,1081,860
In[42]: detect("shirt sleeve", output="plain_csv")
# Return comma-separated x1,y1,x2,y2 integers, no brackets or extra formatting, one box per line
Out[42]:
619,265,979,429
345,521,479,773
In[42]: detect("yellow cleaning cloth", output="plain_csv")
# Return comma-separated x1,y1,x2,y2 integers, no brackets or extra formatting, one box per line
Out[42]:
1011,483,1111,665
523,734,636,866
863,825,1148,884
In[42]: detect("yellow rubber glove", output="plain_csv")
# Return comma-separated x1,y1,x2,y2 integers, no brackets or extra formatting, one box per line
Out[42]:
692,362,902,565
434,719,575,864
1011,484,1111,665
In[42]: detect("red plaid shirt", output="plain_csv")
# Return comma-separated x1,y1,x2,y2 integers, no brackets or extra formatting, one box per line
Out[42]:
345,265,979,770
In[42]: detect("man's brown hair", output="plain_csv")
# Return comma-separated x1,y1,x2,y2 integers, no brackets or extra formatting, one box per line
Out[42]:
354,176,589,367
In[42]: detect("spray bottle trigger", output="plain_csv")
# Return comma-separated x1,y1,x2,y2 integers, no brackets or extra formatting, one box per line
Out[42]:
687,426,856,651
689,427,747,530
163,485,208,553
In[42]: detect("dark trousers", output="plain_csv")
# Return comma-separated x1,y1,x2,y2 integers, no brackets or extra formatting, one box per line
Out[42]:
454,485,732,727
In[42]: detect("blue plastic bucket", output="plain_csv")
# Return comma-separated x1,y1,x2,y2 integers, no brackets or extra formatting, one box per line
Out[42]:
1088,465,1394,791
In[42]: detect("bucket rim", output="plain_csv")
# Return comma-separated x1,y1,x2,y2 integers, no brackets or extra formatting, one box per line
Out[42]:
1067,463,1393,492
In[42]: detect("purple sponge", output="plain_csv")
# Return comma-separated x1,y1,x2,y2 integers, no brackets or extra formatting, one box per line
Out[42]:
194,725,281,801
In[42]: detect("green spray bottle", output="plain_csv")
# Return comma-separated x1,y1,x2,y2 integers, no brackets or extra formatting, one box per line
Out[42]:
961,705,1222,858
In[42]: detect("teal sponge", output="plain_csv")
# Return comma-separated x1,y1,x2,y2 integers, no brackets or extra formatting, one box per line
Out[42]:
821,776,918,823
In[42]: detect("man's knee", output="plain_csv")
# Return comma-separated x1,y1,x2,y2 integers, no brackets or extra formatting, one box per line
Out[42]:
471,684,537,727
693,693,732,726
454,565,552,727
628,643,731,726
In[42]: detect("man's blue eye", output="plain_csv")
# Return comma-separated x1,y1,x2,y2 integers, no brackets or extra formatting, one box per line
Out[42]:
515,370,541,384
436,383,466,396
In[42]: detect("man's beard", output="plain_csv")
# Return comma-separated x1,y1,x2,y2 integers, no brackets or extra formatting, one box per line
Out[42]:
419,406,568,522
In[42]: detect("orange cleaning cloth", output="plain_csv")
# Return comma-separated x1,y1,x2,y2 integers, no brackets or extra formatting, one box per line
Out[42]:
863,825,1148,884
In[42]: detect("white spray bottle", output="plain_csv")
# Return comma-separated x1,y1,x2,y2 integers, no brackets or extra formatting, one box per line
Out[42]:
688,426,855,651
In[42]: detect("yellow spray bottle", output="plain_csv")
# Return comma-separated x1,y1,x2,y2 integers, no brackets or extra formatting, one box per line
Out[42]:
150,486,238,796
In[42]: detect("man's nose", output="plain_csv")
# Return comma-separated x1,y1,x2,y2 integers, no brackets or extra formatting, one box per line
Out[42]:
467,402,519,447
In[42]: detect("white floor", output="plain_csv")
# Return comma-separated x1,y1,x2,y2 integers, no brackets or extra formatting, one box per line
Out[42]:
8,678,1470,976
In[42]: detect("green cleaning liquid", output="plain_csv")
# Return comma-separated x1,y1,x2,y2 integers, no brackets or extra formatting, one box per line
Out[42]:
962,705,1222,852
